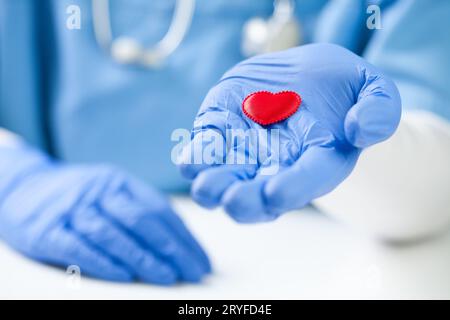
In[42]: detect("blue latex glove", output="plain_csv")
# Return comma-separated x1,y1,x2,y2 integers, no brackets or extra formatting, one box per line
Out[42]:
179,44,401,223
0,144,210,284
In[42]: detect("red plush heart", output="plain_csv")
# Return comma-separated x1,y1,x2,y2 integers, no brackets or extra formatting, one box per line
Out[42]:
242,91,301,126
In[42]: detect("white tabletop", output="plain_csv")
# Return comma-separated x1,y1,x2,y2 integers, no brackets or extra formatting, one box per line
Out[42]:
1,196,450,300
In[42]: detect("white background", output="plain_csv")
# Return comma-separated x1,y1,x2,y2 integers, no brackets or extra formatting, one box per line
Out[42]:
1,196,450,299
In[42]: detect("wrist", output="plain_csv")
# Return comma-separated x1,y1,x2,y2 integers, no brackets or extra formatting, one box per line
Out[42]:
0,142,53,200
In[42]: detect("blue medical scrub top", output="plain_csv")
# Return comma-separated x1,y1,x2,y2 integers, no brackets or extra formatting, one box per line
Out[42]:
0,0,327,192
1,0,449,192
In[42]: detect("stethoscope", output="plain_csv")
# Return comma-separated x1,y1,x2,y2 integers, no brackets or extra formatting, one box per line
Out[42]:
92,0,301,68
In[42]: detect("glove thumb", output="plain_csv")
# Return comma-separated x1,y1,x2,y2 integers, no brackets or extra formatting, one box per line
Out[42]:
344,69,402,148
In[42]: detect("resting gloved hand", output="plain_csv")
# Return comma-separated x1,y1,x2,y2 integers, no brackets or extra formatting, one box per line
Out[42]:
0,143,210,284
178,44,401,223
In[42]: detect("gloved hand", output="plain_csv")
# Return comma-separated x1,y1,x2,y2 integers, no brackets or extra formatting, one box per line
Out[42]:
0,144,210,284
178,44,401,223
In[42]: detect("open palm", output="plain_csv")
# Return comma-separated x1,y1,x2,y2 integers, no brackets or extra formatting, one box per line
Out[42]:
179,44,401,223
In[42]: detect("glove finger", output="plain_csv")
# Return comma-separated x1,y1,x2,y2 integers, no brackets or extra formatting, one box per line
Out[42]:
112,177,212,274
178,85,250,180
188,119,263,208
178,128,227,180
33,226,132,282
132,215,208,282
159,208,212,273
344,69,401,148
264,144,360,214
191,163,257,209
102,196,209,282
221,175,279,223
70,207,178,285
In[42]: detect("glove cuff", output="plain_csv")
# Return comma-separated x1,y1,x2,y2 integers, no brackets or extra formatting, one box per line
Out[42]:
0,144,53,202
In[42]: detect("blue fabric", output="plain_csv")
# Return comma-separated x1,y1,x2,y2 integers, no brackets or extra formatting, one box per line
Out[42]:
49,0,275,192
314,0,450,121
0,0,47,148
364,0,450,120
1,0,448,194
0,0,327,192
